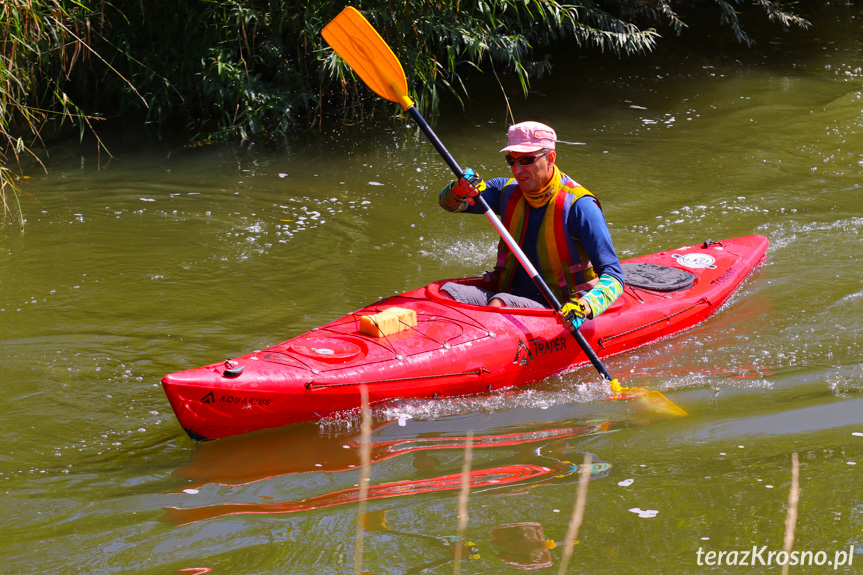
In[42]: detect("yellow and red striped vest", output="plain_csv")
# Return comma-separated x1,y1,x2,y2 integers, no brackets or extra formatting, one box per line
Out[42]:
495,174,599,302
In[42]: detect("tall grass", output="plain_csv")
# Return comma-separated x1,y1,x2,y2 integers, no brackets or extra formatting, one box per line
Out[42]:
452,431,474,575
0,0,115,228
1,0,814,224
353,385,372,575
557,453,593,574
780,452,800,575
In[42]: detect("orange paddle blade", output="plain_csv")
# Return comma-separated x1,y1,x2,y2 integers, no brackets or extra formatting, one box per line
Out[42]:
628,389,688,417
322,7,414,110
609,379,687,417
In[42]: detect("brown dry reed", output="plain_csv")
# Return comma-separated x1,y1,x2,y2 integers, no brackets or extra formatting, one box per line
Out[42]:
781,452,800,575
452,431,474,575
353,385,372,575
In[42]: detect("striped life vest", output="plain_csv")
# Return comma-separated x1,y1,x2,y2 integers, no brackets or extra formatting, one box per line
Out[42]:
495,174,600,302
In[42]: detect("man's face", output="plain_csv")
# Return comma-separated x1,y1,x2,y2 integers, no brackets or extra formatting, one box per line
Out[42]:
508,150,556,194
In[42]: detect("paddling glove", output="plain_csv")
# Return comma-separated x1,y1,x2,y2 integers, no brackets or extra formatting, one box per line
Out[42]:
559,300,589,330
581,274,624,319
439,168,486,212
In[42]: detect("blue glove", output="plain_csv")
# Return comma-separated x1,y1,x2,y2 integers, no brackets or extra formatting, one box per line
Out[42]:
558,300,590,331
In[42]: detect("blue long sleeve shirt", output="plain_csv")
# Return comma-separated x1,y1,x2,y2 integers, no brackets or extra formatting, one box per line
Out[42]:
464,176,623,304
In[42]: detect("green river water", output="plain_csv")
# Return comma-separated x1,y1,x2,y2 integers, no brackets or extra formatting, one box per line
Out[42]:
2,7,862,574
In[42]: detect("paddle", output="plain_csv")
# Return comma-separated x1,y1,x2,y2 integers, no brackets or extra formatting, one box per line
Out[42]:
322,7,685,417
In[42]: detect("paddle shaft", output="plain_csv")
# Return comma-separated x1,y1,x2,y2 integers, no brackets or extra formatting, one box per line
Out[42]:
406,106,615,382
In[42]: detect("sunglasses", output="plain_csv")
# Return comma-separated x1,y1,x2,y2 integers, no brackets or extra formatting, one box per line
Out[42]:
505,151,549,167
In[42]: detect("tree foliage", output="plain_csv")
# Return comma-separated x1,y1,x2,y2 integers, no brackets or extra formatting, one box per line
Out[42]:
0,0,825,223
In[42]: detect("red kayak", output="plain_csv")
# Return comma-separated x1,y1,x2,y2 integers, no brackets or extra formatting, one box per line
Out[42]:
162,235,769,440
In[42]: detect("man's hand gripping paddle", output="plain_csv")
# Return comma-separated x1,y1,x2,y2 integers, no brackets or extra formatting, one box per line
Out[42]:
322,7,685,418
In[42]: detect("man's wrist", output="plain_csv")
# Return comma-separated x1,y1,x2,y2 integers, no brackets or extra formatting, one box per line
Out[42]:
576,298,593,318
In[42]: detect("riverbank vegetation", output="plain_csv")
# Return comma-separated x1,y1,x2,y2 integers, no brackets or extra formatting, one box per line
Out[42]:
0,0,841,225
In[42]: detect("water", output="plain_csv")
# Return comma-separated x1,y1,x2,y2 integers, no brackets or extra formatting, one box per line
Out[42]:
2,8,862,574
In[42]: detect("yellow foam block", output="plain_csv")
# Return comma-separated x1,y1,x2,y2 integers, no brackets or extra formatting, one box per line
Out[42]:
359,307,417,337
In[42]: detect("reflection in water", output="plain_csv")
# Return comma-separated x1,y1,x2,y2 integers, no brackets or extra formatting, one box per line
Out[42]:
163,464,556,525
361,510,481,573
173,419,612,488
491,522,556,571
359,515,579,572
165,411,615,527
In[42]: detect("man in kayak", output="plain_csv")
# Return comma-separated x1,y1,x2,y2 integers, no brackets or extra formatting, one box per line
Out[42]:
438,121,624,331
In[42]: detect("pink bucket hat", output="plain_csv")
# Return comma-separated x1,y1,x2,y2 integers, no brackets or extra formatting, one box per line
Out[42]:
500,121,557,153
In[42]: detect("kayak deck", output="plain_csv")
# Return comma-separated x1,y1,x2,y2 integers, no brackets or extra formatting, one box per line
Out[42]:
162,235,769,439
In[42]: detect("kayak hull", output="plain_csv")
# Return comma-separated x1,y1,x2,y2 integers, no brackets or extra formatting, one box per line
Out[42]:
162,235,769,440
